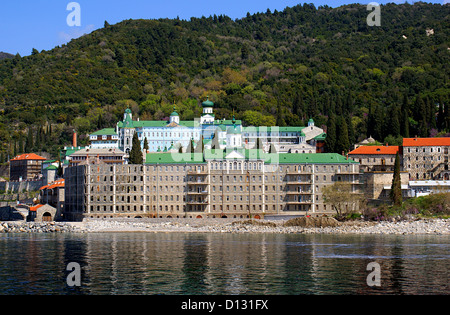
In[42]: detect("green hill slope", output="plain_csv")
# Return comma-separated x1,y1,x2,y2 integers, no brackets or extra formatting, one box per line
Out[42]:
0,2,448,159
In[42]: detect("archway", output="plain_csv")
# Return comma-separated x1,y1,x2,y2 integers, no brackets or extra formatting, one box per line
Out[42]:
42,212,52,222
196,215,203,219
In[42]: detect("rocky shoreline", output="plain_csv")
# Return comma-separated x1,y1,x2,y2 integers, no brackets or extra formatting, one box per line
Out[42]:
2,218,447,235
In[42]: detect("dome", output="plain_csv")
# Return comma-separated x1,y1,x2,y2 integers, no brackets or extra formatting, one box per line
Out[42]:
227,125,241,135
202,97,214,108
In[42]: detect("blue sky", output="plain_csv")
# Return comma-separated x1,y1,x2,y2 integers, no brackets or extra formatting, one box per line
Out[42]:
0,1,446,56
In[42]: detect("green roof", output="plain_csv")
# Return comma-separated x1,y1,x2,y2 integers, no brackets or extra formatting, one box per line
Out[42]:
146,153,206,164
145,150,356,165
202,97,214,107
242,126,306,134
214,120,242,126
90,128,118,136
266,153,357,164
227,125,242,134
314,132,327,141
123,111,134,128
118,120,200,128
45,165,58,170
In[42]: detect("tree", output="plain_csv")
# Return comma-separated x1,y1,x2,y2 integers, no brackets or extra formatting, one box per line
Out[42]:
186,138,195,154
390,152,402,206
129,132,143,164
211,128,220,149
25,127,33,153
325,115,336,153
143,137,149,153
322,181,363,219
335,116,350,154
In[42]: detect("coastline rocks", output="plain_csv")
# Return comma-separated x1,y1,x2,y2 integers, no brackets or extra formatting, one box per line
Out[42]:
0,222,83,234
79,218,450,235
0,218,448,235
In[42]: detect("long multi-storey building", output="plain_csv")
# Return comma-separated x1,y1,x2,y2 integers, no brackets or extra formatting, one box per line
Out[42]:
64,150,360,221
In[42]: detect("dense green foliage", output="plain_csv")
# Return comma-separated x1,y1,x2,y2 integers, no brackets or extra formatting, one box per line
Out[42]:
363,192,450,220
0,2,449,160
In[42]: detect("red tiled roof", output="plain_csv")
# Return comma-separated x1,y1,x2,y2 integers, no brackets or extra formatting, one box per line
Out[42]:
29,204,44,212
348,145,399,155
403,137,450,147
11,153,46,161
40,179,64,190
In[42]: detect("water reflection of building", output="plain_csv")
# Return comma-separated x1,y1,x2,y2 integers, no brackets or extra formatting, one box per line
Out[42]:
55,233,449,295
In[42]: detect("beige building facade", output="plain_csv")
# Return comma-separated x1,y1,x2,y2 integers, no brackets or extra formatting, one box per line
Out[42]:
64,151,361,221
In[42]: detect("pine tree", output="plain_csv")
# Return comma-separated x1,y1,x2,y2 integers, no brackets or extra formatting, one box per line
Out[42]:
129,132,143,164
325,115,336,153
390,152,402,207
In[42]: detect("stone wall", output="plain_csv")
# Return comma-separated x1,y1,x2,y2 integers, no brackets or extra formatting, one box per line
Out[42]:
0,180,43,193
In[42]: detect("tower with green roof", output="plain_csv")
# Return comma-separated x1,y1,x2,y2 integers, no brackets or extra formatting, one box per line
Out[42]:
169,105,180,124
200,97,215,124
122,107,135,154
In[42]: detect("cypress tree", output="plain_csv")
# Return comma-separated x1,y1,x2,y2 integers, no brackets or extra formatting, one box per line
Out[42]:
335,116,350,154
129,132,143,164
186,138,195,154
389,106,401,137
325,115,337,153
18,136,24,154
143,137,149,152
390,152,402,207
25,127,33,153
211,128,220,150
401,109,410,138
445,100,450,131
437,98,445,130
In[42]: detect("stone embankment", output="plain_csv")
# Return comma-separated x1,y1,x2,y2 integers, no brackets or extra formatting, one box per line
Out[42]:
0,221,82,233
80,217,450,235
0,218,448,235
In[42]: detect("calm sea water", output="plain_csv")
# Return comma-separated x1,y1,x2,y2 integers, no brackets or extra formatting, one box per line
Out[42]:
0,232,448,295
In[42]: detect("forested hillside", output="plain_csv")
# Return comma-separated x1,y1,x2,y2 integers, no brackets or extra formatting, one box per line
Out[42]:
0,2,449,160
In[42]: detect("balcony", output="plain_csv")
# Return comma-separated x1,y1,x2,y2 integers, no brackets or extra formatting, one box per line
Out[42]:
187,200,209,205
285,190,313,194
187,190,209,195
286,180,312,184
187,180,209,185
187,171,208,175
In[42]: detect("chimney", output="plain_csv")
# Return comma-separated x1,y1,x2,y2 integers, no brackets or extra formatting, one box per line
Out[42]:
73,130,77,148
